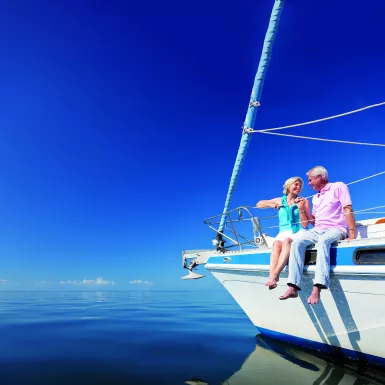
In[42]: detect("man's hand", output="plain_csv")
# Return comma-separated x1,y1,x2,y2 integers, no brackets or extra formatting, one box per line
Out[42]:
345,230,357,241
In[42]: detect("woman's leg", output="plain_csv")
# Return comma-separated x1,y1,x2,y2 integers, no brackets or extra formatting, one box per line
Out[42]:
272,237,293,284
265,240,282,287
267,238,292,289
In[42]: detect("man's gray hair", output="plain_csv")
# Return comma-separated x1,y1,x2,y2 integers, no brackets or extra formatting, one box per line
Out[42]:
307,166,328,181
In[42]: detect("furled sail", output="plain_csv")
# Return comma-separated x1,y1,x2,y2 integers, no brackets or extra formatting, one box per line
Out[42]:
218,0,285,236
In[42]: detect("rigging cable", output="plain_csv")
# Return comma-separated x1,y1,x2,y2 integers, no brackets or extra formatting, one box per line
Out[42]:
247,101,385,146
254,101,385,133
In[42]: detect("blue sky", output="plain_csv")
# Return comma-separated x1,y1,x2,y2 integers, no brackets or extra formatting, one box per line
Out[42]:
0,0,384,290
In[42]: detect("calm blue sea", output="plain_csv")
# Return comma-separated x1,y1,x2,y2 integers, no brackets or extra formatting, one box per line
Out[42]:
0,290,384,385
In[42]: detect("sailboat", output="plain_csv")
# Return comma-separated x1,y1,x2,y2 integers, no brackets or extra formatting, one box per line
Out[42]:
181,0,385,367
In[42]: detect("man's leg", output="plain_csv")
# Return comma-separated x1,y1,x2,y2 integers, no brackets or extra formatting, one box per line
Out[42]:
308,228,346,305
280,230,319,300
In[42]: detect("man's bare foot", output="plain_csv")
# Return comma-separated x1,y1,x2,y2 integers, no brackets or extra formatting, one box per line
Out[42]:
307,286,321,305
279,286,298,300
265,274,279,289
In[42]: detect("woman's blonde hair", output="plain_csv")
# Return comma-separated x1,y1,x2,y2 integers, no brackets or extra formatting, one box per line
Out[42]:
283,176,304,195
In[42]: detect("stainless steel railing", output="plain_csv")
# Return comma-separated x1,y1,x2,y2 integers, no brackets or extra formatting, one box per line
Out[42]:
203,206,273,250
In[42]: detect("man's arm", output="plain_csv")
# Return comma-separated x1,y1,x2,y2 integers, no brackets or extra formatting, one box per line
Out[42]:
338,183,355,239
305,203,315,226
298,199,309,228
343,204,356,240
297,198,315,226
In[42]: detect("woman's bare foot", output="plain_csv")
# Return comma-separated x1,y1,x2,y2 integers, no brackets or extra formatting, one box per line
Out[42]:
279,286,298,300
307,286,321,305
265,274,279,289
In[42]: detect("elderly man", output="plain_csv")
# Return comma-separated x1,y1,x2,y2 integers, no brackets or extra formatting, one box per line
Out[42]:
280,166,356,304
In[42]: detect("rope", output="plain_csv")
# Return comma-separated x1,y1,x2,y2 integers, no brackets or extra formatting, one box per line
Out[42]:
255,131,385,147
351,205,385,213
263,205,385,230
298,170,385,200
254,101,385,133
346,170,385,186
251,170,385,220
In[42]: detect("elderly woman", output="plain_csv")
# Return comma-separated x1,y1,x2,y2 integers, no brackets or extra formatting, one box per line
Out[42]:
256,176,310,289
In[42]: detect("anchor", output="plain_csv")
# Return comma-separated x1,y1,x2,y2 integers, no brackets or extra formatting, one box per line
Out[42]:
181,258,205,280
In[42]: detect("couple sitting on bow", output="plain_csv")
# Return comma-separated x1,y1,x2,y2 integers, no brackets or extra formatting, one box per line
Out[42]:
256,165,356,305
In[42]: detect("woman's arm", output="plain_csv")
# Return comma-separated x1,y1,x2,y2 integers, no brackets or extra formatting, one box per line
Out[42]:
256,197,281,209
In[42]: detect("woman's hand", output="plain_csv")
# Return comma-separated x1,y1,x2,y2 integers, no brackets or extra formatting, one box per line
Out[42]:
295,197,306,210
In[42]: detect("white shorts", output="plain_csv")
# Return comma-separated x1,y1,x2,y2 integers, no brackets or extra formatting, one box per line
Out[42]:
274,229,306,242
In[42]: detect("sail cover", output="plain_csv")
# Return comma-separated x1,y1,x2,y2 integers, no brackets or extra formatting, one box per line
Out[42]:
219,0,285,233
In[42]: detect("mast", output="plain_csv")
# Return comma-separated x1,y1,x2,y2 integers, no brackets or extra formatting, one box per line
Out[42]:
217,0,285,243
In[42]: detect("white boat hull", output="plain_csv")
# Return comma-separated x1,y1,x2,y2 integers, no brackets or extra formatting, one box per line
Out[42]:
206,263,385,366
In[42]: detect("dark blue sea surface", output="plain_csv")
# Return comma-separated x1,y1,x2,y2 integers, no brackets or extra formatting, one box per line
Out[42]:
0,290,384,385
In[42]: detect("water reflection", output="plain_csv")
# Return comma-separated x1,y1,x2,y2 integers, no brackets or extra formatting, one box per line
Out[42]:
187,336,385,385
222,336,385,385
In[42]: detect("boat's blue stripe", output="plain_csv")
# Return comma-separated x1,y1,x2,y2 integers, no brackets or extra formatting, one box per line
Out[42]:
256,326,385,367
207,244,385,266
208,252,270,265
